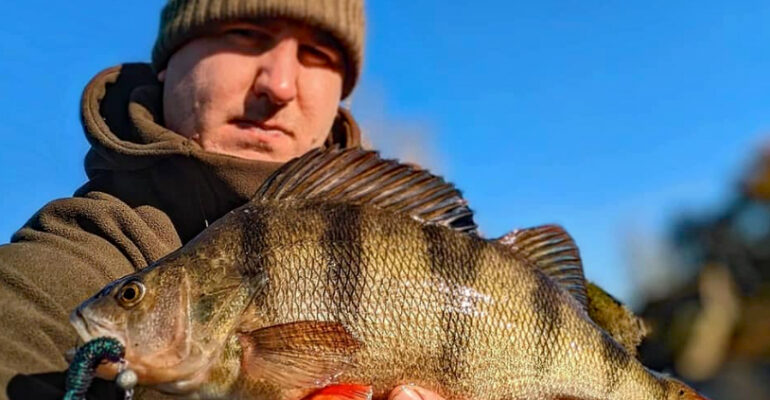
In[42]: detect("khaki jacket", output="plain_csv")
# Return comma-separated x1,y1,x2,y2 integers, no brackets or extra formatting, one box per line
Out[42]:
0,63,361,399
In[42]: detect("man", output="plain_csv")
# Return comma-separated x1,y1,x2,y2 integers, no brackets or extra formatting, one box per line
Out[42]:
0,1,442,399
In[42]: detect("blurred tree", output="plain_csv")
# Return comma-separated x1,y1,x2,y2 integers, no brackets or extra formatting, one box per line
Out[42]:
636,146,770,400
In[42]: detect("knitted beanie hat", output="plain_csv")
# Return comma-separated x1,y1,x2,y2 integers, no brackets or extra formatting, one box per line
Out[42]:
151,0,365,98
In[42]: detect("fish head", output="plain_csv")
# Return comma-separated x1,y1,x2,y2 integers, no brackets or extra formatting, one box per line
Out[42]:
664,376,711,400
70,259,206,386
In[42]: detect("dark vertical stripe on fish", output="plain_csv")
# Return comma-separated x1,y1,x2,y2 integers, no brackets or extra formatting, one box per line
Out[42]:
238,205,273,310
531,272,563,376
239,205,270,276
600,330,631,396
423,225,480,386
323,204,364,323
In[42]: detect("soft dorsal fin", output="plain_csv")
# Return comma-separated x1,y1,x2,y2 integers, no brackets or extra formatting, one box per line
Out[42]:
585,282,647,357
496,225,588,309
254,147,477,234
497,226,647,355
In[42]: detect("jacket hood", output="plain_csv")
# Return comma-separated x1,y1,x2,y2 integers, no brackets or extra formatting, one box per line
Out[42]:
77,63,361,242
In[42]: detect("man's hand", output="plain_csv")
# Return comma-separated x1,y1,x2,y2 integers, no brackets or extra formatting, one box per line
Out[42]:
388,385,445,400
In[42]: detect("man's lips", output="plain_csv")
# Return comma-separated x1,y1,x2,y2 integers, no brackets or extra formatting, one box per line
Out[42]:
230,119,293,138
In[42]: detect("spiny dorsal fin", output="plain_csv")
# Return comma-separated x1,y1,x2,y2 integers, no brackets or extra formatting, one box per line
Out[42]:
496,225,588,309
254,147,477,234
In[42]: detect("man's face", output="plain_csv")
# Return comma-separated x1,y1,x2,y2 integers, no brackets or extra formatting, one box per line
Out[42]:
161,19,345,162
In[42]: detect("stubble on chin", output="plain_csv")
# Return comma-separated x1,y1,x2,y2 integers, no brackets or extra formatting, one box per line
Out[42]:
241,139,274,155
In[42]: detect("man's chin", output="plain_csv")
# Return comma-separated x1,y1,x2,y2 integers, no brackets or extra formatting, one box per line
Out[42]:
205,140,317,163
220,147,292,162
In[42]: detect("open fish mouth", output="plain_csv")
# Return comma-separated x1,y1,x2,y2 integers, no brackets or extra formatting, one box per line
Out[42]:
70,308,102,343
68,308,129,380
69,308,124,346
70,309,92,342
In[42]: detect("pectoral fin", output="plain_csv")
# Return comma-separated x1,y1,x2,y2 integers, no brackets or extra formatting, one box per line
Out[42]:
302,384,373,400
238,321,362,389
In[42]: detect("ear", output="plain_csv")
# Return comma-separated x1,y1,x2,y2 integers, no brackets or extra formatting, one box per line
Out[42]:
157,69,167,82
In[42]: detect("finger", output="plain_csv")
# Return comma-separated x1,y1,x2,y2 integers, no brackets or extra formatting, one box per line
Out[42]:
388,385,445,400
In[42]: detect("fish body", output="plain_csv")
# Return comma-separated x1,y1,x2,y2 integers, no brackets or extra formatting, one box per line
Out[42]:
71,148,707,400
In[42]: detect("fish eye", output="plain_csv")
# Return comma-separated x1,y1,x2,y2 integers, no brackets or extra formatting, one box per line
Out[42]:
116,280,145,308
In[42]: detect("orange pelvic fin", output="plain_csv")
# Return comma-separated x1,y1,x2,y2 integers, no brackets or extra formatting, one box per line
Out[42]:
303,384,373,400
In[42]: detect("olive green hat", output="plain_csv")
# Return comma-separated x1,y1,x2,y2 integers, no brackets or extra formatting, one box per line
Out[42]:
151,0,365,98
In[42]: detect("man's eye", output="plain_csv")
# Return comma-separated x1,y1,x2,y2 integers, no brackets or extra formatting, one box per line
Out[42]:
224,28,272,47
299,45,338,68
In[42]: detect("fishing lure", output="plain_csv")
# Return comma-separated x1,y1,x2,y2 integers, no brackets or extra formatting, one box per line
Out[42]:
63,336,137,400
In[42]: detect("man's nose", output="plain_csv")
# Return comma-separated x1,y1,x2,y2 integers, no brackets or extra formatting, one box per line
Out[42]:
253,38,299,105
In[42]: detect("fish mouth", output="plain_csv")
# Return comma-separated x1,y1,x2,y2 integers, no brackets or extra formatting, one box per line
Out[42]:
69,308,127,380
70,309,92,342
69,308,124,346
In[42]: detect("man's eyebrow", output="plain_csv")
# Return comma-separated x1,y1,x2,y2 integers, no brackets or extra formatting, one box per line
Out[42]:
309,30,344,55
222,19,344,61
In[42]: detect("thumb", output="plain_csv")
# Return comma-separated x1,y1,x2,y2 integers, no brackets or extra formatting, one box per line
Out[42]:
388,385,445,400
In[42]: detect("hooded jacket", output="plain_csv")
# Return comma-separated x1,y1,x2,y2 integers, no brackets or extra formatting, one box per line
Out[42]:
0,63,361,399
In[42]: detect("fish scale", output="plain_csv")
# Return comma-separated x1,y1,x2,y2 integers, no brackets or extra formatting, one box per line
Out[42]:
235,202,640,399
70,147,708,400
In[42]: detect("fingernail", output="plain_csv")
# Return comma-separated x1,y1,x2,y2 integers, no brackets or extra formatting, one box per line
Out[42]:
392,385,424,400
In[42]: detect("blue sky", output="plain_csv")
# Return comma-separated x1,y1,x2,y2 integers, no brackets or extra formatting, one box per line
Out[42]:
1,1,769,305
